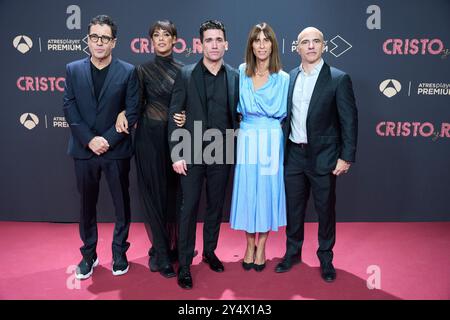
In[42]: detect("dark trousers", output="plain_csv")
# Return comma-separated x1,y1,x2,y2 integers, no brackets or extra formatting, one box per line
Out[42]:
284,141,337,265
178,162,231,266
74,157,131,261
135,118,180,267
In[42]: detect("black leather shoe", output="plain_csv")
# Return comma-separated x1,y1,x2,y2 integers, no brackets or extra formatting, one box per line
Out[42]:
275,256,301,273
320,262,336,282
202,252,224,272
177,266,193,289
148,248,158,272
159,264,176,278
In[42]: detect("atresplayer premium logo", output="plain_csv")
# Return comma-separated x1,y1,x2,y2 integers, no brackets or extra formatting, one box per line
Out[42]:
47,38,83,52
13,35,33,54
20,113,39,130
380,79,450,98
53,116,69,128
379,79,401,98
417,83,450,96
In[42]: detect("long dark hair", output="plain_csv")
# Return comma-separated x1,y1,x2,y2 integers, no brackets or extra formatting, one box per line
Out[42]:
245,22,282,77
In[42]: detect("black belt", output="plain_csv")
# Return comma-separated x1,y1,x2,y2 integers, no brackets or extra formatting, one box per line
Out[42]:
290,140,308,148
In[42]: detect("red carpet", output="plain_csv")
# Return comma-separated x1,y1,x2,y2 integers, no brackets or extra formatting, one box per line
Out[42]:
0,222,448,300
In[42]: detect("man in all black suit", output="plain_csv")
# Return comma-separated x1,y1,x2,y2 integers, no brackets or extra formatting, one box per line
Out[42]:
63,15,139,280
275,27,358,282
168,20,239,289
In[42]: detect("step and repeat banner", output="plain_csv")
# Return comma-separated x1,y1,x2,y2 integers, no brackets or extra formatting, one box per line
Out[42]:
1,0,449,222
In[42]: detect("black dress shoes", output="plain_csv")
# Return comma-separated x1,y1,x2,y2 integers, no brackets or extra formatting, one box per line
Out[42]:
275,256,301,273
320,262,336,282
159,264,176,278
148,248,176,278
177,266,193,289
202,252,224,272
148,248,158,272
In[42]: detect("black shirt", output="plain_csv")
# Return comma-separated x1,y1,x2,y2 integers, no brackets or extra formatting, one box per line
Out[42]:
90,61,110,102
201,62,231,133
137,54,183,121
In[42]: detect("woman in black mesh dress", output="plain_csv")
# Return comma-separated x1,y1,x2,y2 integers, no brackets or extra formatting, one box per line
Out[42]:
116,20,185,278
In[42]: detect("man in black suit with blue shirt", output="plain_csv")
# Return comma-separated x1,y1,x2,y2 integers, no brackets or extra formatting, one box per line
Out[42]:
276,27,358,282
63,15,139,280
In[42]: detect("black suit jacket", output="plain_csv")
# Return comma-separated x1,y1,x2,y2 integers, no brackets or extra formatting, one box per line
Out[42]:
283,62,358,174
63,57,139,159
168,60,239,163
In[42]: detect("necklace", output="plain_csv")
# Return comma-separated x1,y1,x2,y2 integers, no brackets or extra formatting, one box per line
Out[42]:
255,68,269,77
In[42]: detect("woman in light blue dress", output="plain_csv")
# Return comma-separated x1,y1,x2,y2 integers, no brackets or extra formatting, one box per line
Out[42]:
230,22,289,271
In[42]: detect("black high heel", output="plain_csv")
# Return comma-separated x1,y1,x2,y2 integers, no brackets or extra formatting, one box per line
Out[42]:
242,245,256,271
253,262,266,272
253,246,266,272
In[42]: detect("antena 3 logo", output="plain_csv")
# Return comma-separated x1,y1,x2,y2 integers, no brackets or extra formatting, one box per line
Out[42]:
379,79,401,98
20,113,39,130
13,35,33,54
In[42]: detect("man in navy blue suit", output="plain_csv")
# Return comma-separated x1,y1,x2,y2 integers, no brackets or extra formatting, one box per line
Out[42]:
63,15,139,280
276,27,358,282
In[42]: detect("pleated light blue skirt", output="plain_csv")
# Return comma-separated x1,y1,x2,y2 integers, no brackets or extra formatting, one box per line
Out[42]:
230,116,287,233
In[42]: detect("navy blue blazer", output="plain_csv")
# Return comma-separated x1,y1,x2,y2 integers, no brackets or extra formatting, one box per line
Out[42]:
63,57,139,159
283,62,358,174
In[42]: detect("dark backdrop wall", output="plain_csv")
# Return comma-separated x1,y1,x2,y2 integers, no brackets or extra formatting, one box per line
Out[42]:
1,0,449,222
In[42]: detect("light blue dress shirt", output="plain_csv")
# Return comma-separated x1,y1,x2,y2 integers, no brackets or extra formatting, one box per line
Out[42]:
289,59,324,143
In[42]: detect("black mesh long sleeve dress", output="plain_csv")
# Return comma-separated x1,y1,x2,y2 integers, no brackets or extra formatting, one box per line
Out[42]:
134,54,183,269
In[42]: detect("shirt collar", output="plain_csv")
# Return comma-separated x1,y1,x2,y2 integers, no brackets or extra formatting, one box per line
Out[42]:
299,58,324,76
201,61,225,75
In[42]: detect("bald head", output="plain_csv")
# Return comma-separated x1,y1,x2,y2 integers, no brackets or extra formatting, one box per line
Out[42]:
297,27,324,42
296,26,325,68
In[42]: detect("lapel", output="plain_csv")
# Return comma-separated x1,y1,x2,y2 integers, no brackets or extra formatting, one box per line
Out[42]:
98,57,117,103
307,62,330,119
191,60,207,115
287,68,301,118
82,57,95,100
224,63,236,117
